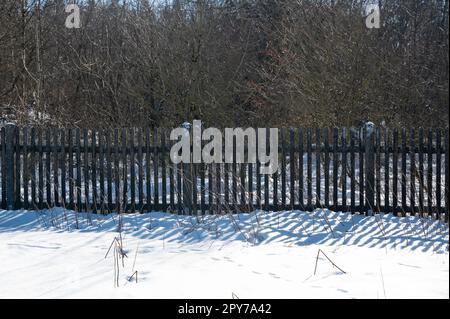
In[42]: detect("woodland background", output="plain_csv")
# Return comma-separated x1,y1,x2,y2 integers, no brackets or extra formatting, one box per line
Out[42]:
0,0,448,129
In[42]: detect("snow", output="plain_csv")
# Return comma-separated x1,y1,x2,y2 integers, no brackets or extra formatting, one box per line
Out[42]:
0,209,448,299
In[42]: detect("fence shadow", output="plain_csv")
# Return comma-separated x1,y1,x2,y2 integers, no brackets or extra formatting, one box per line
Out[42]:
1,209,447,254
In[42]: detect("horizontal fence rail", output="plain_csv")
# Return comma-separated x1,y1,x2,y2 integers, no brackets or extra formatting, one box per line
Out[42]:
0,125,448,221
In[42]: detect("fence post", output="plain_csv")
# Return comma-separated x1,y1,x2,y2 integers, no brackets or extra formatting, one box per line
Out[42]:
364,123,375,215
5,124,16,210
182,123,193,215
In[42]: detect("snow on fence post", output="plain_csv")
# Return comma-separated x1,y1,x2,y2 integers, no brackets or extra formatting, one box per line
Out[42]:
5,123,16,210
364,122,376,215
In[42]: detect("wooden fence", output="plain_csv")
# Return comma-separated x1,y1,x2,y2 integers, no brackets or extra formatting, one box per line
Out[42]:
0,125,448,220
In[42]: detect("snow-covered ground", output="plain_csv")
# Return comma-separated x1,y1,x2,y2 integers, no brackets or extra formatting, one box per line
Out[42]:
0,209,448,299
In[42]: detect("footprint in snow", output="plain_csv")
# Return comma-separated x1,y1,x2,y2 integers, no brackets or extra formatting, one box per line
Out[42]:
223,256,234,263
398,263,421,269
337,288,349,293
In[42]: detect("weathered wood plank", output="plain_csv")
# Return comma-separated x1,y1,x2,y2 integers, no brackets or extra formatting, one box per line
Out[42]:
161,129,167,208
333,128,338,211
436,129,441,217
445,130,449,221
114,129,120,212
129,128,136,213
153,128,159,209
401,128,407,216
136,129,144,212
409,129,416,215
289,128,295,209
298,128,304,210
52,128,59,207
31,128,37,209
46,129,52,207
15,127,21,208
281,128,286,209
427,129,433,214
83,129,90,211
75,129,82,212
106,129,113,211
315,128,321,207
342,128,348,211
23,128,29,209
307,128,312,209
384,128,390,212
145,128,151,211
350,129,355,212
60,129,66,207
1,127,6,209
392,129,399,214
418,128,424,215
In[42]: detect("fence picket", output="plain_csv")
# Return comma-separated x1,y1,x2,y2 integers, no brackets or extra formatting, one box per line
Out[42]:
161,129,167,208
122,129,128,213
427,129,433,215
15,127,21,208
38,129,44,209
1,127,5,209
281,128,286,209
98,130,105,213
384,128,390,212
350,129,355,212
307,128,312,210
0,126,7,209
60,129,66,207
264,128,269,210
31,128,36,209
145,128,151,211
315,128,321,207
324,128,330,208
392,129,399,215
23,128,29,209
333,128,338,211
375,128,381,212
418,128,424,215
75,129,81,212
137,129,144,212
298,128,304,210
200,135,206,215
445,130,449,222
68,128,73,209
289,128,295,209
410,129,416,215
114,129,120,212
169,133,175,210
436,129,441,216
106,130,112,212
52,128,59,207
46,129,51,207
153,128,159,209
130,129,135,213
256,129,261,209
208,162,213,213
401,128,407,216
359,129,364,212
342,128,348,211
